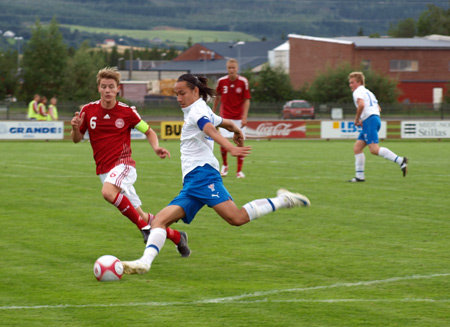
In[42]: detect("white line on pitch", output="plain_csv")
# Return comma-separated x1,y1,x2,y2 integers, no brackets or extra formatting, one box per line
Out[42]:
0,272,448,310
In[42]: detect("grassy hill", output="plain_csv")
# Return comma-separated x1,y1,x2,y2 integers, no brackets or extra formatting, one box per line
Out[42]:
61,24,258,46
0,0,448,47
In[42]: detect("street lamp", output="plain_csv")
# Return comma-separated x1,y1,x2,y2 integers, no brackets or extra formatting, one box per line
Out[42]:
200,50,212,77
119,38,133,80
230,41,245,72
14,36,23,73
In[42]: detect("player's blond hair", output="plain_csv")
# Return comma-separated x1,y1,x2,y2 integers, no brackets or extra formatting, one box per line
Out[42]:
348,71,365,85
97,67,121,86
227,58,239,66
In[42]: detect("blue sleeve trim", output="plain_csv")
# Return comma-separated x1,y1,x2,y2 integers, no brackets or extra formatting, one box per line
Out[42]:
197,116,211,130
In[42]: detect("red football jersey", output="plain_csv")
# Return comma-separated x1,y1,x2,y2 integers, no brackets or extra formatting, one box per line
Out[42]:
79,100,142,175
216,75,251,119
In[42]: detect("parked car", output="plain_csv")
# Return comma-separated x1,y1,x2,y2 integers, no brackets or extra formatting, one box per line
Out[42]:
282,100,315,119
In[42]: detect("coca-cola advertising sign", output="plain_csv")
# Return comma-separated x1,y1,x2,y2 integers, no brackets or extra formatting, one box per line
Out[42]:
245,121,306,139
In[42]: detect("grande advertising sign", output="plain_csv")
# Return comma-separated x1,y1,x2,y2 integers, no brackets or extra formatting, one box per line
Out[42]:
321,121,387,139
0,121,64,139
401,121,450,138
245,121,306,139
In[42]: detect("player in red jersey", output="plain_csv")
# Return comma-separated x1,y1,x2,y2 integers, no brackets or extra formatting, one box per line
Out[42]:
213,58,251,178
71,67,190,257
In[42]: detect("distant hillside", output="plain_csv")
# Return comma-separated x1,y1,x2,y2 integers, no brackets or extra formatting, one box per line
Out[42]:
0,0,448,46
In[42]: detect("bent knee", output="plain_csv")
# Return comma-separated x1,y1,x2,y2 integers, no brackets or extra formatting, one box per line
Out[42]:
225,214,249,226
228,219,246,226
102,189,117,203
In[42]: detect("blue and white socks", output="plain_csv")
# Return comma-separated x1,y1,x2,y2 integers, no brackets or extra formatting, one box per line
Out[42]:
142,227,167,266
355,152,365,180
243,196,291,221
379,147,403,165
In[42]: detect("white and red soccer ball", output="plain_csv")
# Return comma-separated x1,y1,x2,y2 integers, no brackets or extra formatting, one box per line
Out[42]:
93,255,123,281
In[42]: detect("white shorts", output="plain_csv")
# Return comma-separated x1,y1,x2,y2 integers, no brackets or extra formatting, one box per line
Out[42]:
99,164,142,208
219,119,246,139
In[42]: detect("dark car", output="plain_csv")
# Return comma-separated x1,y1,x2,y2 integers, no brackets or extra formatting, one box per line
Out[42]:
282,100,315,119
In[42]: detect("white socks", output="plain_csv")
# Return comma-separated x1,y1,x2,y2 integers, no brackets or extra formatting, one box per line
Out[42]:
378,147,402,165
355,153,365,180
243,196,290,221
142,227,167,266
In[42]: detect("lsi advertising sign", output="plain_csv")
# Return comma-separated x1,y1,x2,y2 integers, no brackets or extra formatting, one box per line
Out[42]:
321,121,387,139
245,121,306,139
401,121,450,138
0,121,64,139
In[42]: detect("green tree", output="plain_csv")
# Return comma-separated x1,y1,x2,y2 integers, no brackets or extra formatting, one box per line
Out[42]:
61,41,106,101
21,18,67,101
0,50,19,100
243,65,296,102
305,63,398,104
417,4,450,36
388,18,416,37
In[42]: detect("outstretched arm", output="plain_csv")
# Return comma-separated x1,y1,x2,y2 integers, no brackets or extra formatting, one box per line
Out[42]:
203,120,250,157
144,127,170,159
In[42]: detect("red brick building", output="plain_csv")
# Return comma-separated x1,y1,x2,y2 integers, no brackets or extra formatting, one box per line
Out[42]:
288,34,450,103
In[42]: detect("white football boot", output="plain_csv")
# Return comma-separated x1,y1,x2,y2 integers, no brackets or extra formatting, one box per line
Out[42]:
277,188,311,207
122,259,150,275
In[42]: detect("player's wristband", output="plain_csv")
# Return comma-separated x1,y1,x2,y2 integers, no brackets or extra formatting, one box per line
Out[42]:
135,120,150,133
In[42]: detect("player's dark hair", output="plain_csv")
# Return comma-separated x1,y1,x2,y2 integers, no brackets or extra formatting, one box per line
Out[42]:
177,74,215,101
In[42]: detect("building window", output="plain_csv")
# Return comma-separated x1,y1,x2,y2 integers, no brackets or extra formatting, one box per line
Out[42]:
361,60,371,70
390,60,418,72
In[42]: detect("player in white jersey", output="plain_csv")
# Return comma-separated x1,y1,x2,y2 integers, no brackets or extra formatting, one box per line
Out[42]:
348,71,408,182
121,74,311,275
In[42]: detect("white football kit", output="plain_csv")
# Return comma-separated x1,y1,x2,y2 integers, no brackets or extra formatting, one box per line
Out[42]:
180,98,223,180
352,85,380,121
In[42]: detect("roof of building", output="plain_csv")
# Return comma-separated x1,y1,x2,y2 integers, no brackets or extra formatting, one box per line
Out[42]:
151,57,268,75
198,40,285,58
288,34,450,49
336,36,450,48
153,40,284,75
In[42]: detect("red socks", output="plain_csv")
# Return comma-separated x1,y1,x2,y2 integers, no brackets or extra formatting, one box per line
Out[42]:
237,156,244,173
166,227,181,245
220,146,228,166
113,193,183,245
222,146,244,172
113,193,147,229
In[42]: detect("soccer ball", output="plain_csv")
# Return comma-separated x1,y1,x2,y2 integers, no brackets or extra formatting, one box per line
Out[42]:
93,255,123,281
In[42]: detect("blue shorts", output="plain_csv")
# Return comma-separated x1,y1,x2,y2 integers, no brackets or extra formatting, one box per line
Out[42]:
358,115,381,144
169,164,233,224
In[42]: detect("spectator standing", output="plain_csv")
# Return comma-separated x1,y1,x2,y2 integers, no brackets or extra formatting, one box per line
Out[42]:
37,96,48,121
27,94,40,120
47,97,59,121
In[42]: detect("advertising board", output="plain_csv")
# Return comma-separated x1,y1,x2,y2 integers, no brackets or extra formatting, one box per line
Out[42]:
401,121,450,138
321,121,387,139
0,121,64,140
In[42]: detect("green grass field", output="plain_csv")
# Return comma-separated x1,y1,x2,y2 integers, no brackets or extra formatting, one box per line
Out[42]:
0,139,449,326
61,24,259,45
